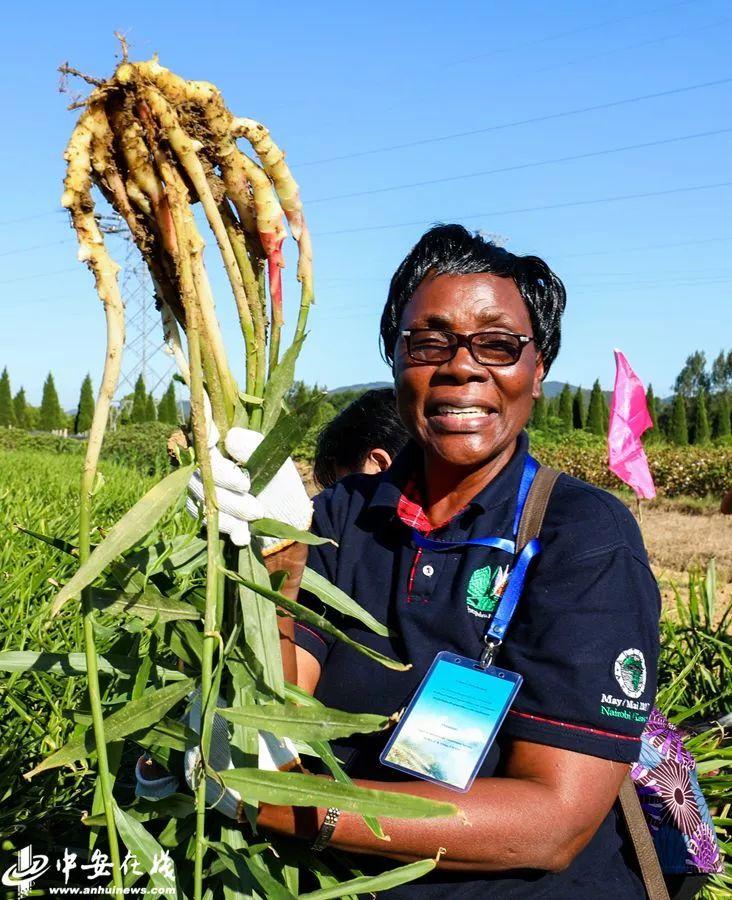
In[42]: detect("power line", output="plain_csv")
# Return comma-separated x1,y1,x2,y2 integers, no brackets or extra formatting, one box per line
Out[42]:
308,127,732,205
0,210,61,229
296,76,732,168
537,14,732,75
0,266,79,286
0,238,74,260
556,234,732,259
313,180,732,237
445,0,696,69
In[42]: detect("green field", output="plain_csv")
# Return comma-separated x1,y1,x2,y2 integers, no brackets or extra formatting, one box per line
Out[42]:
1,444,731,896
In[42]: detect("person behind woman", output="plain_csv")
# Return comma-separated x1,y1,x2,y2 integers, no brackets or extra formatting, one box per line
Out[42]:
197,224,661,897
313,387,409,489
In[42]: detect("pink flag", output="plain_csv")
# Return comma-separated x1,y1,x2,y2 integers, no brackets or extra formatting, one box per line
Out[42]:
608,349,656,500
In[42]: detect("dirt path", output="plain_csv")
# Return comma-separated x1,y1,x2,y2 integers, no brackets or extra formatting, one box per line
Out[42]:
639,506,732,620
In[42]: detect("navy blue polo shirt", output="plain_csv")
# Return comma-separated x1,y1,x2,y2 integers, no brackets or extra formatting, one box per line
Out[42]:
295,431,660,898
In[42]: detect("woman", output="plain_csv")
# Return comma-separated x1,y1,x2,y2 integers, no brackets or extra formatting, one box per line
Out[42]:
202,224,661,897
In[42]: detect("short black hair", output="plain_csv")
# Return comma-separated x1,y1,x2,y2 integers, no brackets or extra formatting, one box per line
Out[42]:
313,388,409,489
380,224,566,375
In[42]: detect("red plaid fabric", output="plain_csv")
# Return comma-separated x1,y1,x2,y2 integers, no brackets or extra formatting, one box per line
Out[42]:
395,479,461,533
396,480,432,533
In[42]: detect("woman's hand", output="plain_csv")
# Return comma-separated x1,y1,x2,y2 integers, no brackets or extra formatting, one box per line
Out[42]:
186,425,313,552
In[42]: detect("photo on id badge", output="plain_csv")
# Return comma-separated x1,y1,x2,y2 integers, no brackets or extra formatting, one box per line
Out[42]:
380,651,522,791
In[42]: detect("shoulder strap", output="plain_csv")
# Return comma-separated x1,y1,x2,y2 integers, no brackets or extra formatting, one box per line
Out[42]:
619,774,670,900
515,464,560,549
516,465,669,900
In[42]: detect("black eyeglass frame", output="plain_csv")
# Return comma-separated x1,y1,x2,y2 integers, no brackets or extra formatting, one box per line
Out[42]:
400,329,534,367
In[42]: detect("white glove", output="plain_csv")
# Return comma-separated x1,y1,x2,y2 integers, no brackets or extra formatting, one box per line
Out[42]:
183,693,300,820
186,422,312,553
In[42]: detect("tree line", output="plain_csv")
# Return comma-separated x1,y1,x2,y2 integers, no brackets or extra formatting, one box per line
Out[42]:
2,349,730,445
532,349,732,445
0,368,181,433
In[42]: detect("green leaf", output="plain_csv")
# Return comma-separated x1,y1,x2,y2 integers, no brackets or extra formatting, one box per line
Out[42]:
0,650,186,681
261,336,305,435
282,685,388,841
219,703,393,741
211,840,295,900
299,857,439,899
696,759,730,775
51,464,194,616
84,794,195,826
246,396,324,494
250,519,335,547
114,802,180,893
94,585,201,623
25,677,194,778
132,715,198,753
301,567,393,637
238,546,285,699
223,566,410,672
17,526,78,557
154,619,203,669
239,391,264,406
218,769,456,819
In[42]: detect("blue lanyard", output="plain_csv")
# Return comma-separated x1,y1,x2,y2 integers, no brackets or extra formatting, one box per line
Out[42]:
411,455,542,665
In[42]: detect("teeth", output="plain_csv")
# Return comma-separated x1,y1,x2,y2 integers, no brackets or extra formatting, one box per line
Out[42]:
436,405,489,416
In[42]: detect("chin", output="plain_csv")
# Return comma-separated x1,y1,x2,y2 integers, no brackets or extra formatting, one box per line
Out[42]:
428,431,509,470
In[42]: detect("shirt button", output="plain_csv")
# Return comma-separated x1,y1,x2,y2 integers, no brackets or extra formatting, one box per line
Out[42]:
422,564,434,577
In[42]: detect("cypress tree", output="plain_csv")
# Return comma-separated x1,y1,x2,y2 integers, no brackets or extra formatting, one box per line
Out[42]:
715,393,731,438
74,374,95,434
646,384,658,426
586,380,605,436
39,373,63,432
157,381,179,424
669,394,688,446
144,392,157,422
0,367,14,427
572,386,585,429
531,393,548,430
130,374,148,424
558,383,573,432
602,392,610,433
13,388,28,429
694,392,711,445
644,384,658,442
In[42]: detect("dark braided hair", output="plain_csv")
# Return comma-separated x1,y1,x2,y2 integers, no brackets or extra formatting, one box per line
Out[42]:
379,224,566,375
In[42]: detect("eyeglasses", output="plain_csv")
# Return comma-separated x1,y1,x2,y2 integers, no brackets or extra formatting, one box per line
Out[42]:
401,329,534,367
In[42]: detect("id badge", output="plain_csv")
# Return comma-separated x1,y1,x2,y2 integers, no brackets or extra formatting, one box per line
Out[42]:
380,651,522,792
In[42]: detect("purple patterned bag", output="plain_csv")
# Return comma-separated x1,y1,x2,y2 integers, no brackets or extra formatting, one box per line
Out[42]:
630,708,722,880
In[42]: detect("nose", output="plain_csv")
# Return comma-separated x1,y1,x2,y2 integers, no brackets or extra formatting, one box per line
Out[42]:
437,345,491,384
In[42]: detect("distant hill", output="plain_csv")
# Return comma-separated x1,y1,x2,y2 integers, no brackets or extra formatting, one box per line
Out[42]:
542,381,613,403
328,381,392,395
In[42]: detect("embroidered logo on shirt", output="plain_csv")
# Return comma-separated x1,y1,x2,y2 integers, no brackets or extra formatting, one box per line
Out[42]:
466,564,509,618
614,648,647,699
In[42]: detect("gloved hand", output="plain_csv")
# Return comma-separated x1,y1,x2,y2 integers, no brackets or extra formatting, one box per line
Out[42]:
135,693,301,821
186,418,312,554
183,693,300,821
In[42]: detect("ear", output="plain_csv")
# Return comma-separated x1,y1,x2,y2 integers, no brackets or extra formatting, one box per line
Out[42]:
532,353,545,400
365,448,393,473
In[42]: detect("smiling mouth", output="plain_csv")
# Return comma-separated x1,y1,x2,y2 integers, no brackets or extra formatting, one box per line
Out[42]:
427,403,498,432
432,404,494,417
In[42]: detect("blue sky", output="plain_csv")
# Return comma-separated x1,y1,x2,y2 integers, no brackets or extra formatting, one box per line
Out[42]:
2,0,731,406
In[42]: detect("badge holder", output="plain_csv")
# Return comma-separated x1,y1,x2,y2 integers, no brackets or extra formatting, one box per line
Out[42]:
381,457,543,792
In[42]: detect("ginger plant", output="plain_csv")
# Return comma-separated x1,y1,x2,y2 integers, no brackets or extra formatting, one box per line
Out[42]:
21,50,457,898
